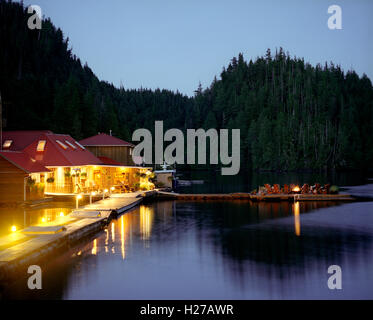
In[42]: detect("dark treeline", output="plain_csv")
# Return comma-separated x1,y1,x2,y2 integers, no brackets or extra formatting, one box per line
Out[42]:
1,0,372,171
0,0,193,142
197,50,373,171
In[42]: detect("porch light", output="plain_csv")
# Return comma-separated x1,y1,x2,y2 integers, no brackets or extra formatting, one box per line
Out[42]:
90,191,97,204
11,225,17,232
103,189,108,200
76,194,83,209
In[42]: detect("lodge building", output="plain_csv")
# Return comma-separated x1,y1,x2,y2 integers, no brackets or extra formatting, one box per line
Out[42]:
79,132,136,166
0,131,152,203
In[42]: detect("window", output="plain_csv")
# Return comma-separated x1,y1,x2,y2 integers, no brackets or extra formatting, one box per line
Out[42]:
75,141,85,150
65,140,77,149
56,140,68,150
129,148,133,156
37,140,46,152
3,140,12,148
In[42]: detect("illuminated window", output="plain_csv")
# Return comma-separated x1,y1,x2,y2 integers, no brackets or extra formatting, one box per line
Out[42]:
75,141,85,150
3,140,12,148
56,140,68,150
65,140,77,149
37,140,46,152
129,148,132,156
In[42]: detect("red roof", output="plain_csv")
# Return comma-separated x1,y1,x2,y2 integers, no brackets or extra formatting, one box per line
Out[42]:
0,151,49,173
79,133,134,147
1,130,52,151
2,131,102,167
23,133,102,167
98,156,123,166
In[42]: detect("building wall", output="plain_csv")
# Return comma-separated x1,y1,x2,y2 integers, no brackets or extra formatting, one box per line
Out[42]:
0,157,28,202
86,146,135,165
155,172,173,188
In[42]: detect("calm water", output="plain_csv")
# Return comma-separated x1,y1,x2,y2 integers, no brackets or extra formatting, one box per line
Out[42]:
1,172,372,300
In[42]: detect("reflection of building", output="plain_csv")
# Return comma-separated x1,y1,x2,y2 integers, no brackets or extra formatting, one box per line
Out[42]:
0,130,151,202
140,206,154,242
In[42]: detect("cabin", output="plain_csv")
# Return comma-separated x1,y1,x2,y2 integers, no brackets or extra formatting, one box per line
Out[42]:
0,131,153,202
79,133,136,166
0,150,49,202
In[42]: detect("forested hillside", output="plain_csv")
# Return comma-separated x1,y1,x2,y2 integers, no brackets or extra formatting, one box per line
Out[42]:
196,50,373,170
0,0,193,141
1,0,372,171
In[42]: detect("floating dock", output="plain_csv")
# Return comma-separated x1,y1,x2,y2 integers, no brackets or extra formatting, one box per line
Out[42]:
0,191,155,284
156,191,355,201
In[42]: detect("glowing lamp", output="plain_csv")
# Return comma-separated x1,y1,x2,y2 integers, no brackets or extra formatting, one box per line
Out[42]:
11,225,17,232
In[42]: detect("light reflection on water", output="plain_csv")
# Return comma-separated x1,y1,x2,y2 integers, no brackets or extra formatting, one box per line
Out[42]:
2,199,372,300
0,203,76,237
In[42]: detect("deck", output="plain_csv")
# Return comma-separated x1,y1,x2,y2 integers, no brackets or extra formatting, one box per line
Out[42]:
0,192,155,283
156,191,355,201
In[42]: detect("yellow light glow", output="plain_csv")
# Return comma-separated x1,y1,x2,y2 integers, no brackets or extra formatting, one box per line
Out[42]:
11,225,17,232
120,216,125,260
111,222,115,242
111,187,115,191
292,186,301,192
3,140,12,148
91,239,97,255
77,194,83,200
60,212,64,217
294,201,301,236
55,167,65,187
91,191,97,196
36,140,46,152
140,206,154,243
41,217,46,223
104,189,108,193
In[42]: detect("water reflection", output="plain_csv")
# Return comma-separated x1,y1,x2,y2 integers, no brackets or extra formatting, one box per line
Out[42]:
293,201,301,236
0,203,75,237
1,199,373,300
91,239,97,256
140,206,154,245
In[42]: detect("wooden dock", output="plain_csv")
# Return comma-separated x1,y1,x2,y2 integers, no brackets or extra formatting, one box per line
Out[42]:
156,191,355,202
0,192,155,283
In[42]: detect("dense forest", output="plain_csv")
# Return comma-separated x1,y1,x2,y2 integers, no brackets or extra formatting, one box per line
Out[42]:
1,0,372,171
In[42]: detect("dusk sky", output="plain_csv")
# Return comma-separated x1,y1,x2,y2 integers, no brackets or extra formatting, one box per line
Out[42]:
21,0,373,96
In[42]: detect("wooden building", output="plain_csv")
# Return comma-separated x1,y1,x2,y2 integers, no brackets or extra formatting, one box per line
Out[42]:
0,131,153,202
0,150,49,202
79,133,135,166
